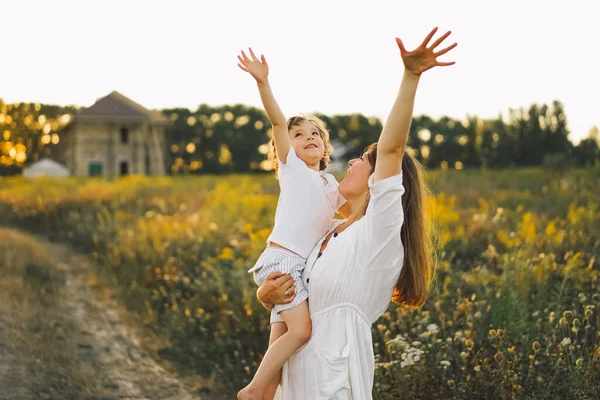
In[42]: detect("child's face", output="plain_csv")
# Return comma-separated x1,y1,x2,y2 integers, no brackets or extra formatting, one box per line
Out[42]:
288,121,325,167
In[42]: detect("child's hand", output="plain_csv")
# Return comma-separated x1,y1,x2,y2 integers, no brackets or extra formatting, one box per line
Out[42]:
237,47,269,84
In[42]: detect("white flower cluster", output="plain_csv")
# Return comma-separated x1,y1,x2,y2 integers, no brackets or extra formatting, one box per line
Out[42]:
492,207,504,223
419,323,440,338
400,346,424,368
386,335,409,352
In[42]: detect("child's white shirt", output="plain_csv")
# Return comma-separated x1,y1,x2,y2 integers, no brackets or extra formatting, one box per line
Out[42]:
266,147,346,259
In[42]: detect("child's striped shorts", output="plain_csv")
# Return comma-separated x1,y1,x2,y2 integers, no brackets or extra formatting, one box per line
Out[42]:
248,247,308,324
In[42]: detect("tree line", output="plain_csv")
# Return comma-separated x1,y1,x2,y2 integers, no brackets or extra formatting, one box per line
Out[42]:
0,98,598,175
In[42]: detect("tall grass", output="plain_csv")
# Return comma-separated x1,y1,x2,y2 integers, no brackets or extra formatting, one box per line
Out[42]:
1,167,599,399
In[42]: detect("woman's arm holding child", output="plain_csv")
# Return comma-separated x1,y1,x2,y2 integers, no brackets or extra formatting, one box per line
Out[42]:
238,48,292,162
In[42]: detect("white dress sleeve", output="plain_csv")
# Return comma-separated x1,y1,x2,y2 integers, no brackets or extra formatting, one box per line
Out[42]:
358,171,405,269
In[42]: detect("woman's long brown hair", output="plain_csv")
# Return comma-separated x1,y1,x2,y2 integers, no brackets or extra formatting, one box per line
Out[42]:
365,143,437,309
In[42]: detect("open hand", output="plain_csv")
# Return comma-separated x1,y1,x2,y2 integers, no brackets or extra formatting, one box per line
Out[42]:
396,27,457,75
237,47,269,83
257,271,296,307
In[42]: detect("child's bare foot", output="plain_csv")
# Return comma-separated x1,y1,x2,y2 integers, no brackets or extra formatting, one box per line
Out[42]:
238,385,263,400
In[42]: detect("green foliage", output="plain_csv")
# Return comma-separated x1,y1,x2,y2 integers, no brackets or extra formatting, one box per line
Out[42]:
2,98,599,176
1,168,599,398
0,99,77,174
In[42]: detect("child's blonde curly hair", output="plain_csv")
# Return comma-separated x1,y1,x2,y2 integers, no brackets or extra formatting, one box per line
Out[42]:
268,115,334,178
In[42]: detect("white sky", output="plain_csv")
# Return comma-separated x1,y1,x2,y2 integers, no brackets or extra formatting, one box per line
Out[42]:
2,0,598,143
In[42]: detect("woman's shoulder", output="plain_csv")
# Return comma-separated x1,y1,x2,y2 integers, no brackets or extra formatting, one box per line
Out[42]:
368,171,404,191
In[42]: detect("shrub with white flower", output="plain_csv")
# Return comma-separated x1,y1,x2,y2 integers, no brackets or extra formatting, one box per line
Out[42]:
420,323,440,338
401,346,425,368
386,335,409,354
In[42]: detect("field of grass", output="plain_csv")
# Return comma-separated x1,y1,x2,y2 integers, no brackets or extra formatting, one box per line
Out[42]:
0,228,100,399
1,167,599,399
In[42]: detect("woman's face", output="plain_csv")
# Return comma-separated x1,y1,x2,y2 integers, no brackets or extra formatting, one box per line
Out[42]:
338,152,373,200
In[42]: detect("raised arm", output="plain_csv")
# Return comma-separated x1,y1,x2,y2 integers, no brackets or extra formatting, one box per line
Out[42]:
374,27,457,182
238,48,291,162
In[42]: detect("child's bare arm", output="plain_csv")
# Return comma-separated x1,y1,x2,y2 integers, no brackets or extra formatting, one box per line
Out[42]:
238,48,291,162
256,80,290,162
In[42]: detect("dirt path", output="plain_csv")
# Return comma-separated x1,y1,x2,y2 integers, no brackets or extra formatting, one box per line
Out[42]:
0,230,206,400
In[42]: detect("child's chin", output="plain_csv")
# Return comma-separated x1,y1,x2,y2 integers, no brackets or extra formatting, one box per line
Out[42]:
300,153,324,164
306,149,324,156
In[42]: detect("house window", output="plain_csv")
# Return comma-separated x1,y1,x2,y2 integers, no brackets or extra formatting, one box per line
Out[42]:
120,127,129,144
89,162,103,176
120,161,129,176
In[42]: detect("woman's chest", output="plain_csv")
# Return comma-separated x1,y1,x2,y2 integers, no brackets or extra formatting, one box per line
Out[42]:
302,231,360,300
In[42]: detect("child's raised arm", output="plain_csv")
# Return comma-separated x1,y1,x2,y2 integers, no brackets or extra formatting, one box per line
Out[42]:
238,48,291,163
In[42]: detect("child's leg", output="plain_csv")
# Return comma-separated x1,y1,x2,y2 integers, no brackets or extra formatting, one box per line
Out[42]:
240,301,311,398
263,322,287,400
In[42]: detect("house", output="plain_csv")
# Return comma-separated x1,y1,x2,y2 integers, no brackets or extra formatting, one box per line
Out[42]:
54,91,169,177
22,158,70,178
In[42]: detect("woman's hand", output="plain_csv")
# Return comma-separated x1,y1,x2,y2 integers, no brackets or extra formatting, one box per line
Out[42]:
237,47,269,84
396,27,457,76
256,271,297,310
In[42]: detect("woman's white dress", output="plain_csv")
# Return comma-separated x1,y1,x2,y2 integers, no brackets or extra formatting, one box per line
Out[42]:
274,172,406,399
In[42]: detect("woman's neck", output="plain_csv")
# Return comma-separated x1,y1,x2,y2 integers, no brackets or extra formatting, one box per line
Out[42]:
342,196,368,227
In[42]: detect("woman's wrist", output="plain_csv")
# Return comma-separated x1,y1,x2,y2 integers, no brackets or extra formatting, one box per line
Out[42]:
257,286,274,310
403,69,421,82
256,78,270,86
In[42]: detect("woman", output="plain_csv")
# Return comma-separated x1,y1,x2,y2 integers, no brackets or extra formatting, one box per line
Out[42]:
258,27,457,399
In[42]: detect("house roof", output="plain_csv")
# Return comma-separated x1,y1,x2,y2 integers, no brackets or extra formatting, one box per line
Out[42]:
74,91,169,123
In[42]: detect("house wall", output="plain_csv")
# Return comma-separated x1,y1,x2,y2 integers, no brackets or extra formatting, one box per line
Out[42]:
147,124,167,175
70,121,166,177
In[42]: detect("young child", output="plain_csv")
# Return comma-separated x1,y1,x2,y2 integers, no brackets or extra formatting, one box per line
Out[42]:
237,48,347,400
